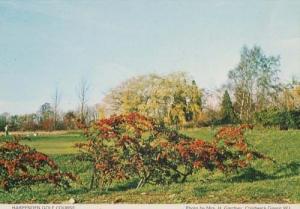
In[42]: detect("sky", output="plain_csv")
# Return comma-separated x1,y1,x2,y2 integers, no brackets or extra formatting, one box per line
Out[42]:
0,0,300,114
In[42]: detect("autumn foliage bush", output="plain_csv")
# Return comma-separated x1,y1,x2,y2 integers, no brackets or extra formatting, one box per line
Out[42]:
0,140,75,191
77,113,272,190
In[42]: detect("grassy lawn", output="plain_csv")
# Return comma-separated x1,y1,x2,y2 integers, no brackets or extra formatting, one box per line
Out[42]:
20,133,85,155
0,128,299,203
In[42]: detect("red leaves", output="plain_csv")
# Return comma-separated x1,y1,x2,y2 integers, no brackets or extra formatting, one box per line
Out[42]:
240,124,254,130
176,141,190,160
0,159,17,176
0,142,75,191
78,113,270,188
176,139,221,171
193,161,202,168
95,113,154,138
95,162,107,170
215,124,253,142
216,126,244,142
212,124,273,172
1,142,31,152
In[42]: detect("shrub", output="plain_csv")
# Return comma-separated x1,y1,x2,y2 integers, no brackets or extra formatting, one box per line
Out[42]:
213,125,273,170
0,141,75,191
77,113,271,190
76,113,186,189
255,109,300,129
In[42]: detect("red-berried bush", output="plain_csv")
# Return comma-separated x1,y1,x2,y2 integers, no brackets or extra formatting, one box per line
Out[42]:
213,125,274,171
0,141,75,191
77,113,272,190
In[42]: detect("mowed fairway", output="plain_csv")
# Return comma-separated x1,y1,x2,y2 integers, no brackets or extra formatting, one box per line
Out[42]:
20,133,85,155
1,128,300,203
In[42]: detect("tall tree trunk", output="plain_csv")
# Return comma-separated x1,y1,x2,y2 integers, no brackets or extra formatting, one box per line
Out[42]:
240,91,245,121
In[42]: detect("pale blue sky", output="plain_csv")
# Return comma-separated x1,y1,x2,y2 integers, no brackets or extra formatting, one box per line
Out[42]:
0,0,300,114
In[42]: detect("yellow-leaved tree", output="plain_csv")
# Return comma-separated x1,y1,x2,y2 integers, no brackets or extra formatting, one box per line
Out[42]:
280,84,300,110
100,72,202,127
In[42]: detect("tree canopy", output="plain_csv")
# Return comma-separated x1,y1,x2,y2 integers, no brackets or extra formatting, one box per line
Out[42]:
220,90,237,124
101,72,203,126
228,45,280,122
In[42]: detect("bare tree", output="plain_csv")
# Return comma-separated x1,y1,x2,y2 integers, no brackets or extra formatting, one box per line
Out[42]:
53,87,61,130
76,78,90,124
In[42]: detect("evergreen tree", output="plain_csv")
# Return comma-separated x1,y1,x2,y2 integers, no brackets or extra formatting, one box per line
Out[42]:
221,90,237,124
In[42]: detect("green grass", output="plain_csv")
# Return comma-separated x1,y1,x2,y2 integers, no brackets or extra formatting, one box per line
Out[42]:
0,128,300,203
20,133,85,155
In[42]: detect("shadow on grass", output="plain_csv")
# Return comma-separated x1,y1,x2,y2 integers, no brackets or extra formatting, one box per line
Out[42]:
109,178,140,192
193,161,300,197
227,161,300,183
59,178,139,197
67,187,90,195
274,161,300,178
228,167,273,182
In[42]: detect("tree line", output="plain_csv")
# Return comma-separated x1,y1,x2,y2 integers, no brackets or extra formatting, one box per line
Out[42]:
99,45,300,129
0,79,98,132
1,45,300,132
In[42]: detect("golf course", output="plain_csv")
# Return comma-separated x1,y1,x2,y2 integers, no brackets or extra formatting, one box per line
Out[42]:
1,127,299,204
